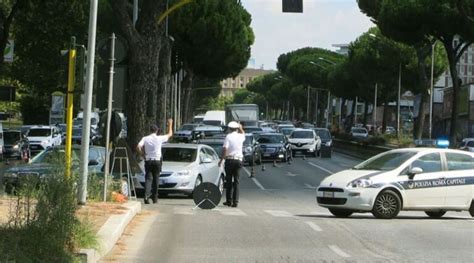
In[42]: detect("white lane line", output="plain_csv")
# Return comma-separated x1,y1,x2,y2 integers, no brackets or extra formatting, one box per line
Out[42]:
328,245,351,258
220,208,247,216
243,167,266,190
308,162,334,174
286,172,297,177
264,210,293,217
173,207,194,215
304,221,322,232
304,183,317,189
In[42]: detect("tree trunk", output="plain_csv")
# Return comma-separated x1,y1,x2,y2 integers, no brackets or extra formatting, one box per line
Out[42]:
182,68,194,123
157,38,172,130
363,101,368,126
382,101,388,133
414,45,431,140
347,98,356,132
444,44,460,146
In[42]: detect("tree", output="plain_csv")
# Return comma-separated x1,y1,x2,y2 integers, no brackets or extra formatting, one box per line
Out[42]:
359,0,474,144
12,0,89,124
171,0,254,122
358,0,448,140
0,0,27,75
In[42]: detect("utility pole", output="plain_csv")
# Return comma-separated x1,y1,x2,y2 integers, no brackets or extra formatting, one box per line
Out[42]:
78,0,98,205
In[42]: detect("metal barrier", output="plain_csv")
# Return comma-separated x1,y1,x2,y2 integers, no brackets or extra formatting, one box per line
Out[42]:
332,139,393,160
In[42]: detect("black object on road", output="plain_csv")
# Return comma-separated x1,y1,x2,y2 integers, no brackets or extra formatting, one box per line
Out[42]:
320,145,332,158
193,182,221,210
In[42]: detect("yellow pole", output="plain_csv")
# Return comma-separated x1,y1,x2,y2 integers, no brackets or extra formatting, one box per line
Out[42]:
66,37,77,177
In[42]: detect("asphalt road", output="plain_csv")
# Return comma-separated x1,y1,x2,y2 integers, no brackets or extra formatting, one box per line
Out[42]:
102,153,474,263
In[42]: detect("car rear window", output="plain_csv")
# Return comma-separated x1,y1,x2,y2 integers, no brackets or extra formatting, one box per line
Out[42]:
162,148,197,162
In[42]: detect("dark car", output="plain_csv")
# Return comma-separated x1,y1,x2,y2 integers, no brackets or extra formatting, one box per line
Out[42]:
71,127,100,145
198,137,225,157
2,130,30,161
256,133,291,162
175,123,201,142
243,134,262,166
2,145,105,193
244,126,263,134
314,128,332,157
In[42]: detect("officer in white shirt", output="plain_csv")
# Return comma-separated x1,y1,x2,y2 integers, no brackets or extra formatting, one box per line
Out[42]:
218,121,245,207
137,119,173,204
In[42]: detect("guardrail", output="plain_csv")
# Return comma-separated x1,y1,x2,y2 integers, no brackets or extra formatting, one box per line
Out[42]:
332,139,394,160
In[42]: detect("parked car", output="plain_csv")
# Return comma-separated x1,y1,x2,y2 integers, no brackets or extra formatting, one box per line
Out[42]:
136,144,225,197
2,145,105,193
175,123,202,142
459,138,474,152
3,130,30,161
257,133,291,162
350,127,369,140
288,129,321,157
317,148,474,219
385,126,396,135
243,134,262,166
27,125,62,155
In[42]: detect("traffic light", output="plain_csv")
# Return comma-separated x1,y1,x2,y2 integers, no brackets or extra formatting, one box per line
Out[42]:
282,0,303,13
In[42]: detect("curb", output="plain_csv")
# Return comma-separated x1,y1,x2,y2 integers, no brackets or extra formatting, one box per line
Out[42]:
76,200,142,262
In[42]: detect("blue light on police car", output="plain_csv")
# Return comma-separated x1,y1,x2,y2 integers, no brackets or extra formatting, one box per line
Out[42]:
436,139,449,148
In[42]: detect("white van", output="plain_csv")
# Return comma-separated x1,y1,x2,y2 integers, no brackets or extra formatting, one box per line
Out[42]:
203,111,226,126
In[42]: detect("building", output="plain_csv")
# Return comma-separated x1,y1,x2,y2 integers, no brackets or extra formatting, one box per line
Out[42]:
332,44,349,56
220,68,275,97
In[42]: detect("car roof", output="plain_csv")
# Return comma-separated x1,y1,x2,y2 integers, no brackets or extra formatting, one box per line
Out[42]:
163,143,201,149
259,132,284,136
293,128,314,132
195,125,222,131
30,125,55,129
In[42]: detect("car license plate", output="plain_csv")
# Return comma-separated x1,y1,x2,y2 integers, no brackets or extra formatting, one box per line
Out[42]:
159,178,167,185
323,192,334,198
263,153,271,157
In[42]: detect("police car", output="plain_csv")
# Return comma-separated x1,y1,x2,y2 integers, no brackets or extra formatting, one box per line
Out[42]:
317,148,474,219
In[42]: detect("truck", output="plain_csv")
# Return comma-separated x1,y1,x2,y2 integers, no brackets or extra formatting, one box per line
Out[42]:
203,111,226,126
225,104,259,127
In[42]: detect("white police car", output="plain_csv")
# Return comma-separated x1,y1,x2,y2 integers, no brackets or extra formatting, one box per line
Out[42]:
317,148,474,219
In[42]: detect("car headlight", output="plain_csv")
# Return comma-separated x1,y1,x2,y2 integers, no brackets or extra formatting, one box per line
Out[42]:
325,141,332,147
13,145,19,149
347,179,372,188
41,140,49,146
174,170,191,176
244,146,253,153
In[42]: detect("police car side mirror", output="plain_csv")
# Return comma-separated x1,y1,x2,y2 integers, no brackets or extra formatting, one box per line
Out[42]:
201,157,213,164
407,167,423,178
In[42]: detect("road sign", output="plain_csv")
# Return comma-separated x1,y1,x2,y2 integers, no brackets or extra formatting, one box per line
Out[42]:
283,0,303,13
3,40,14,62
50,92,65,124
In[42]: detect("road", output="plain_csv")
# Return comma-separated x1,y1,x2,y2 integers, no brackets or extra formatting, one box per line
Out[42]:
102,152,474,263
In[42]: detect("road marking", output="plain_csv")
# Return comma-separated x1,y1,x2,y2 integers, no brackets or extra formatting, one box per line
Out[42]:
173,207,194,215
308,162,333,174
220,208,247,216
243,167,266,190
286,172,297,177
304,183,317,189
304,221,322,232
264,210,293,217
328,245,350,258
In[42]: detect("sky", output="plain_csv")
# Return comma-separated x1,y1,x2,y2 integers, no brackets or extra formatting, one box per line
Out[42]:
241,0,374,70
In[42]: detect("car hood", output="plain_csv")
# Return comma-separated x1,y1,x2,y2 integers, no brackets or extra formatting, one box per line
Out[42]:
6,162,56,175
288,138,315,143
320,169,384,187
161,161,195,173
27,136,49,142
259,143,284,148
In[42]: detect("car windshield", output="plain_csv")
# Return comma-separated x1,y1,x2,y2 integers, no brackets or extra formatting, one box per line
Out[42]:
206,144,224,156
245,127,262,133
180,124,194,131
4,132,21,144
467,141,474,147
31,149,79,164
244,135,253,145
290,131,313,139
315,130,331,139
162,148,197,162
281,128,294,135
203,120,222,126
28,128,51,137
353,151,417,171
258,135,285,144
352,128,367,133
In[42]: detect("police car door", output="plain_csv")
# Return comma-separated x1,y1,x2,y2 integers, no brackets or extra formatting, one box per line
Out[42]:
400,152,446,209
442,152,474,208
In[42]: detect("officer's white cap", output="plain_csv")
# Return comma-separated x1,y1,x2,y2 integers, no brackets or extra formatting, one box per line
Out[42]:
228,121,240,128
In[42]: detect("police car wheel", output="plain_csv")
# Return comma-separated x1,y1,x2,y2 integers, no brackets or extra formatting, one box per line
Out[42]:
469,200,474,217
329,208,353,218
218,176,225,194
425,211,446,218
372,190,401,219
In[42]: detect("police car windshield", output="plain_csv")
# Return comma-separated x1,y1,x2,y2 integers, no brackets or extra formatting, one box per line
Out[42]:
353,152,417,171
162,148,197,162
258,135,285,144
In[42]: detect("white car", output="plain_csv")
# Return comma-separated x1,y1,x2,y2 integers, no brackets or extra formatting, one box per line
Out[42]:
288,129,321,157
27,125,62,155
350,127,369,139
459,138,474,152
317,148,474,219
137,144,225,196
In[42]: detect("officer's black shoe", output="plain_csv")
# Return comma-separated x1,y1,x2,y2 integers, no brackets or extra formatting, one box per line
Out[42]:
152,197,158,204
231,203,238,208
144,198,150,204
223,201,232,206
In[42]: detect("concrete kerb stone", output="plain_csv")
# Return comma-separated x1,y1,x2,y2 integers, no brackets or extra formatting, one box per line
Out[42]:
75,200,141,263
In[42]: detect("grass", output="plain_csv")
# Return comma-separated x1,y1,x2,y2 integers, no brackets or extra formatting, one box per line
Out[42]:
73,218,99,250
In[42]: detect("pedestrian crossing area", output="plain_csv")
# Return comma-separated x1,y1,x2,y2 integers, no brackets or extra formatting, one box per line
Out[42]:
169,206,330,218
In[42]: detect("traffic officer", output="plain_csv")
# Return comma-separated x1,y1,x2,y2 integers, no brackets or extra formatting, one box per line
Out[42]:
137,119,173,204
218,121,245,207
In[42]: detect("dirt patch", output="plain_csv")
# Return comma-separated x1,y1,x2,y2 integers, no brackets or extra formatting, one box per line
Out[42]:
76,202,128,233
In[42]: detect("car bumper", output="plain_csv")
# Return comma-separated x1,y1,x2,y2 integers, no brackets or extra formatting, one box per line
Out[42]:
316,187,378,211
260,152,285,160
290,144,316,152
138,175,196,194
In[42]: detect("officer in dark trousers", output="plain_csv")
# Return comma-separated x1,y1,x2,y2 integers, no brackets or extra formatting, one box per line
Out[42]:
219,121,245,207
137,119,173,204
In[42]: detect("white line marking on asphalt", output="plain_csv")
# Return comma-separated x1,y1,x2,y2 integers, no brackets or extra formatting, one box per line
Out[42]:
264,210,293,217
305,221,322,232
173,207,194,215
308,162,334,174
220,208,247,216
243,167,266,190
304,183,317,189
286,172,297,177
328,245,351,258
